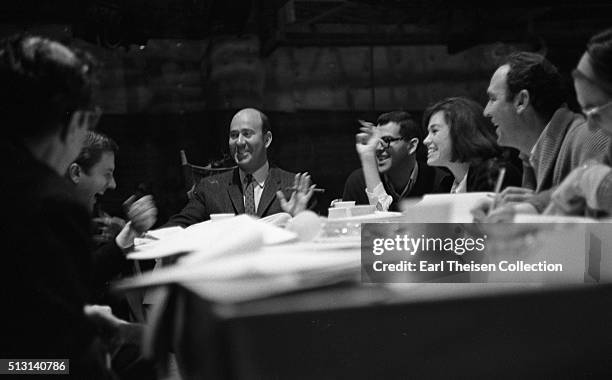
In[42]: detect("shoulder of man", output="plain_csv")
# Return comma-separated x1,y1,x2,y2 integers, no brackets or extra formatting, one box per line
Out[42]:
345,167,366,183
341,168,370,203
14,155,90,224
197,168,238,188
343,168,367,192
268,165,297,183
566,116,610,161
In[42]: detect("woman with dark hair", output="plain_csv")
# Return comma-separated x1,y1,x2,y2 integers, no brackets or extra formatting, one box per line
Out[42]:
423,97,521,193
548,28,612,215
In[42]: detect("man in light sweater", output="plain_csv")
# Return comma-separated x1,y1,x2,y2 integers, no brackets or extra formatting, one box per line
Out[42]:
472,52,609,221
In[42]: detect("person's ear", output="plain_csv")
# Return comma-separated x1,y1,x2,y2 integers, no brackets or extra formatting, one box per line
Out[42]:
514,89,530,115
407,137,419,155
68,163,81,184
264,131,272,149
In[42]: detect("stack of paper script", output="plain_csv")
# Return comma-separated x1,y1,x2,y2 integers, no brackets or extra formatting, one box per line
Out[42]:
117,215,361,303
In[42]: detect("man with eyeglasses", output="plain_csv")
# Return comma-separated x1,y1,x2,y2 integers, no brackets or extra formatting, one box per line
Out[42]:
472,51,609,221
343,111,450,211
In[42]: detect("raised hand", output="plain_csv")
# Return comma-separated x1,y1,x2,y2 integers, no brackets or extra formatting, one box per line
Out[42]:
123,194,157,235
355,119,381,158
277,172,316,216
114,195,157,249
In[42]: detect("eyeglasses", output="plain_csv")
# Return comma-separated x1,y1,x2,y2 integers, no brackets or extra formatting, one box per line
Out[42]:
583,99,612,122
378,136,403,149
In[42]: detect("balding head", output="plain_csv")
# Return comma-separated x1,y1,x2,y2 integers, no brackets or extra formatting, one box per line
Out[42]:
231,108,270,134
228,108,272,173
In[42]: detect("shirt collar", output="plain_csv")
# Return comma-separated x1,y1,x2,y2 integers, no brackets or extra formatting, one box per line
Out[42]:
383,161,419,198
528,108,563,167
240,161,269,188
451,168,469,194
528,120,551,162
410,161,419,183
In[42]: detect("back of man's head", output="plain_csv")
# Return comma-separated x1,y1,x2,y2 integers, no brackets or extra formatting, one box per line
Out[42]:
503,52,566,122
585,28,612,94
0,34,97,140
73,131,118,174
376,111,420,141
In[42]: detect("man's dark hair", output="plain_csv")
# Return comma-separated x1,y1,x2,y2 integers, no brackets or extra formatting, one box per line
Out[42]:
423,97,500,164
74,131,118,173
0,34,97,139
259,110,271,134
503,52,566,122
377,111,420,140
585,27,612,95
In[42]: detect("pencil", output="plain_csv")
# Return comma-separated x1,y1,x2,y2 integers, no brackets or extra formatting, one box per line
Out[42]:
490,166,506,211
285,187,325,193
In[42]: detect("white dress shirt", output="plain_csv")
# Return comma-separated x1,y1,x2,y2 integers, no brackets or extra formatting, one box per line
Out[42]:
450,169,469,194
239,161,269,213
365,162,419,211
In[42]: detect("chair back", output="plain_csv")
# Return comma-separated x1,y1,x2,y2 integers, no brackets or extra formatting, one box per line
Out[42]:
180,150,236,198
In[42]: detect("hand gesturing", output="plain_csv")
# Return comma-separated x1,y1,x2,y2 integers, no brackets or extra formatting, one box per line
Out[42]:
277,172,316,216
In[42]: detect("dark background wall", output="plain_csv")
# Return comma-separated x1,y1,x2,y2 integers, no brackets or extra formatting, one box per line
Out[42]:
91,36,530,221
98,109,385,221
2,1,609,222
89,37,554,222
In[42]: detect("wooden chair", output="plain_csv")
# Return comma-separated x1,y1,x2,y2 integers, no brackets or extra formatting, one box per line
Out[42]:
180,149,236,199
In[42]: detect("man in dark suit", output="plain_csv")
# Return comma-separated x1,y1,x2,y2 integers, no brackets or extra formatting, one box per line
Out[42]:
166,108,315,227
343,111,450,211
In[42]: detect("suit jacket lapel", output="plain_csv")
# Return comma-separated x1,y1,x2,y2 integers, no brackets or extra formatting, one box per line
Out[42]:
227,168,245,214
257,167,281,217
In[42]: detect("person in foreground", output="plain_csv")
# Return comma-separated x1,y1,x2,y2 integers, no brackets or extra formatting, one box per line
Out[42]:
166,108,316,227
344,111,450,211
546,28,612,216
422,97,521,193
0,34,140,379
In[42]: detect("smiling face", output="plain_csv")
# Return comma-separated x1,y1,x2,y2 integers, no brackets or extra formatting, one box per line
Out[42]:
73,151,117,212
483,65,521,149
423,111,453,168
374,122,412,173
228,109,271,173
